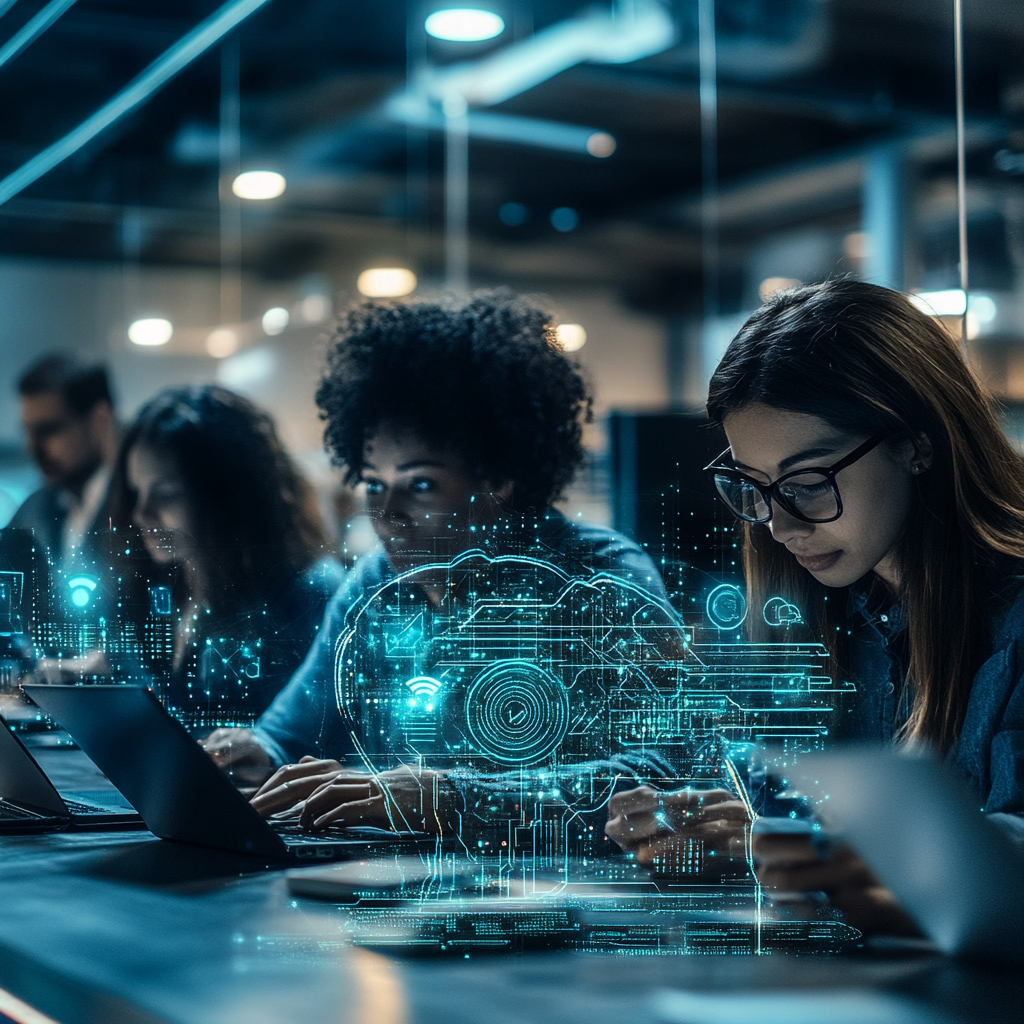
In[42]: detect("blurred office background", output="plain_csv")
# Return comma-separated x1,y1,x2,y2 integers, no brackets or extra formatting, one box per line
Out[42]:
0,0,1021,561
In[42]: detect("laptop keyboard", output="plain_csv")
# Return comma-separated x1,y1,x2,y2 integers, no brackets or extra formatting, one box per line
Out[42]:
63,799,119,816
273,822,358,842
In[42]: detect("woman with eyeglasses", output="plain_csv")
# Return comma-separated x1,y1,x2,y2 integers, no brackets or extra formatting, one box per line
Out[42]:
605,279,1024,934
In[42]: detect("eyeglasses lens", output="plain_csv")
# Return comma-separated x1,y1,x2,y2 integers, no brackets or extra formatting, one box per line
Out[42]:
714,473,770,522
775,473,839,521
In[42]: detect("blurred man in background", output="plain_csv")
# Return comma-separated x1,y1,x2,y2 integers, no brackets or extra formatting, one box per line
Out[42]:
10,354,118,565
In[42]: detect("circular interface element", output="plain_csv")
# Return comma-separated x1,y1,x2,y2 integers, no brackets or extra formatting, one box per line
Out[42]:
706,583,747,630
465,660,570,765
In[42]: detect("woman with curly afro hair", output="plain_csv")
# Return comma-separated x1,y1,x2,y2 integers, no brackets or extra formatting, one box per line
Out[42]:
207,291,674,830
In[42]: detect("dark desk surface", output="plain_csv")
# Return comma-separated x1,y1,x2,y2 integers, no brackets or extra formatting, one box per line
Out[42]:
1,750,1021,1024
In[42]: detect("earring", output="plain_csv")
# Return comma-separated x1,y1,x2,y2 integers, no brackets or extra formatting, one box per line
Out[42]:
912,464,923,475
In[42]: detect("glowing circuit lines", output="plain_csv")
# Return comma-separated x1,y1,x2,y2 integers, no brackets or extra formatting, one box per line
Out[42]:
331,547,694,774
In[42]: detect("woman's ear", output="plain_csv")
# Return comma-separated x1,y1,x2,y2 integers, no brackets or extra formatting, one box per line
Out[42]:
911,433,934,474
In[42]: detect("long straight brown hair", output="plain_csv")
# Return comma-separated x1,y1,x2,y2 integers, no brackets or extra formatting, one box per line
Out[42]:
707,280,1024,752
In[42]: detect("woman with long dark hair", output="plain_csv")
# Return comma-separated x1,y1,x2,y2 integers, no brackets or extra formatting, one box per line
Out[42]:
103,385,341,725
605,279,1024,933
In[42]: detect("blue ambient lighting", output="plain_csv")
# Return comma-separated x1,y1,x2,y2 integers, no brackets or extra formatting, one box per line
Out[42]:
499,202,528,226
425,8,504,42
550,207,578,232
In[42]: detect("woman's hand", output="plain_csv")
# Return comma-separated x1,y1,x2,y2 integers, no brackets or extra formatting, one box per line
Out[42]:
752,832,921,936
202,727,275,787
604,786,750,866
249,757,346,818
250,760,449,833
298,764,449,833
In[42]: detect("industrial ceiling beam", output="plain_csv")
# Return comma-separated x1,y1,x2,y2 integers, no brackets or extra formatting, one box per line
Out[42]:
0,0,75,70
0,0,275,207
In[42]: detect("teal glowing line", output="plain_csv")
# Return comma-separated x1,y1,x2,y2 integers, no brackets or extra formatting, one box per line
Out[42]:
0,0,274,206
0,0,76,70
0,1,21,24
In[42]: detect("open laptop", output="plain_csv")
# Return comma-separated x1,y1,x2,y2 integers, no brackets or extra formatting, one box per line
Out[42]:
785,748,1024,964
0,710,142,832
23,684,427,861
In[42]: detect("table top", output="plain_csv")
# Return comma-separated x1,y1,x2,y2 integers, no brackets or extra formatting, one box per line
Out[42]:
0,749,1021,1024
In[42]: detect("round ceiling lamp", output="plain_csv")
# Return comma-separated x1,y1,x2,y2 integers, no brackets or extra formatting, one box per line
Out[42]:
232,170,286,200
425,9,504,42
128,318,173,347
357,268,418,298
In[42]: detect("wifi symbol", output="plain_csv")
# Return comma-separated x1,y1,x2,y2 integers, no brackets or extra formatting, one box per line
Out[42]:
68,575,98,609
405,676,442,698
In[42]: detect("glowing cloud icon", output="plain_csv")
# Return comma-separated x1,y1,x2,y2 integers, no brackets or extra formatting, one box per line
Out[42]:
763,596,803,627
706,584,747,630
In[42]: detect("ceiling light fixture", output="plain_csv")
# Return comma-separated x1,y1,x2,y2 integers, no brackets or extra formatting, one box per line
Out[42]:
231,170,286,200
585,132,616,158
262,307,290,335
556,323,587,352
128,318,173,346
206,328,239,358
758,277,801,302
357,267,418,298
425,8,504,42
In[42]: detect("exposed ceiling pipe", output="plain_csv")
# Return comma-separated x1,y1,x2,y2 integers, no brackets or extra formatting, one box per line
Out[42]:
387,0,675,152
0,0,76,70
0,0,275,207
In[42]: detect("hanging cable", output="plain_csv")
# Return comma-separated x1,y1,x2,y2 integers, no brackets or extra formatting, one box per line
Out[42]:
954,0,968,345
698,0,719,322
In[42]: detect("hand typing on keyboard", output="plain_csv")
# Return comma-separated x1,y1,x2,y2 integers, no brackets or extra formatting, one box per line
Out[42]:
250,758,452,833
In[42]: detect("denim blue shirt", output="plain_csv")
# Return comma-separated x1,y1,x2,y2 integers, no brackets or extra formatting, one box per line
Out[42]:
840,565,1024,845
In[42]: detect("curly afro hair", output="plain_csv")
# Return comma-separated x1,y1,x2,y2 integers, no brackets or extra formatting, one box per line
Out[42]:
316,291,592,510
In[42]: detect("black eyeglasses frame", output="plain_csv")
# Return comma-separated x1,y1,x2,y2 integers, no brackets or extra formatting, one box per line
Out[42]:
703,431,890,524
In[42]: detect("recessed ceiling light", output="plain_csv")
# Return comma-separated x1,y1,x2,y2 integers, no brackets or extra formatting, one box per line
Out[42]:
206,328,239,358
232,170,286,200
586,132,616,158
128,318,173,346
262,307,290,335
357,268,418,298
556,323,587,352
425,8,504,42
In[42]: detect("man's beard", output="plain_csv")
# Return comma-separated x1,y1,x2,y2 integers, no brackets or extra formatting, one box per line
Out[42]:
50,454,102,496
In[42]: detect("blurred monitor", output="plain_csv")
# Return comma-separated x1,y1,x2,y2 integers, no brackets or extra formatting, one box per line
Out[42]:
608,412,730,580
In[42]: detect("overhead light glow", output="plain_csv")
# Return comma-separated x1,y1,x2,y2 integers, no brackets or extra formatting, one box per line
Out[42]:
758,277,801,302
586,132,616,158
128,318,173,346
262,306,290,335
499,202,528,226
843,231,868,260
206,328,239,359
556,323,587,352
972,295,997,323
357,267,417,298
910,289,966,317
425,8,504,42
910,289,997,325
300,293,331,322
217,347,276,388
232,170,286,200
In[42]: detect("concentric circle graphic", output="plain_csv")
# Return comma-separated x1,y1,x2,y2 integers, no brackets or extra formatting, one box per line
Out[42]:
465,660,570,765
